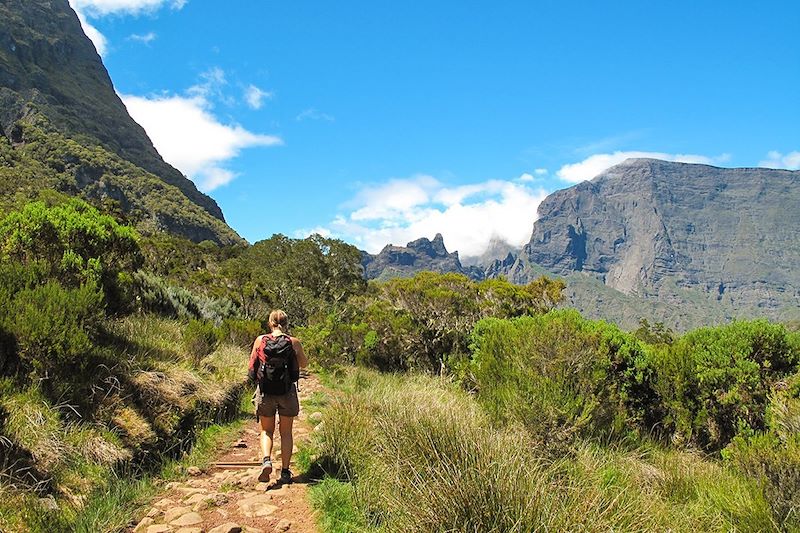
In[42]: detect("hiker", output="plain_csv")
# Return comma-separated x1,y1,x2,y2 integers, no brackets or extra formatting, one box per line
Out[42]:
247,309,308,484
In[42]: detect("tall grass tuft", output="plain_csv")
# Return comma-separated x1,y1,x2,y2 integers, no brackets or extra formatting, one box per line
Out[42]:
315,369,776,532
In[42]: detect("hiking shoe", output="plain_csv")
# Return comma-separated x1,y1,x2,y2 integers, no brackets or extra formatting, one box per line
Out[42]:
279,468,292,484
258,457,272,482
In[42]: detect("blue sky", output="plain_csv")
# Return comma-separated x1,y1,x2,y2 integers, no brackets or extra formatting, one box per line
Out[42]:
69,0,799,256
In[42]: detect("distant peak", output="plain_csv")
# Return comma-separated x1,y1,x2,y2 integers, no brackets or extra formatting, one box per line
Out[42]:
406,234,450,257
431,233,448,254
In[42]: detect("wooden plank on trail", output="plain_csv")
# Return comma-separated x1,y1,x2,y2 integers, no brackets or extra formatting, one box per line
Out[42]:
213,461,261,469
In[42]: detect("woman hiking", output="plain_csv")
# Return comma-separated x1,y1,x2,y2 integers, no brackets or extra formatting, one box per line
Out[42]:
247,309,308,484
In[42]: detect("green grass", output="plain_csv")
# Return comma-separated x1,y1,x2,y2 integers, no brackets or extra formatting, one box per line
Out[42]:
309,477,371,533
310,368,776,533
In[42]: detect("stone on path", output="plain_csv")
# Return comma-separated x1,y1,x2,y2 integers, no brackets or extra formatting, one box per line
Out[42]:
237,493,278,518
184,492,216,505
154,497,176,508
274,518,292,532
177,486,206,496
133,516,154,533
170,511,203,527
146,507,162,518
187,466,202,476
176,528,203,533
208,523,243,533
146,525,173,533
163,506,192,523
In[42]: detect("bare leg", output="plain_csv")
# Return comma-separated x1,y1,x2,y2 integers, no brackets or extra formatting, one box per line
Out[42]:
259,415,276,460
278,415,294,469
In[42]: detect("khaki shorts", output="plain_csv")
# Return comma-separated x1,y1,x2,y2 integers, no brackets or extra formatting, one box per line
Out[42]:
255,384,299,418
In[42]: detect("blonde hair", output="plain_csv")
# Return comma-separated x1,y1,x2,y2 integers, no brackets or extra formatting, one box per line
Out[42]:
268,309,289,332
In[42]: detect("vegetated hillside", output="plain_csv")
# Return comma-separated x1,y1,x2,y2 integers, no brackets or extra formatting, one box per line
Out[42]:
495,159,800,329
0,0,242,244
305,276,800,531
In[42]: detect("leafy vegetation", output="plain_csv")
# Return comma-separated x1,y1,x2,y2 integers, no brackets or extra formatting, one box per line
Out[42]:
300,272,565,372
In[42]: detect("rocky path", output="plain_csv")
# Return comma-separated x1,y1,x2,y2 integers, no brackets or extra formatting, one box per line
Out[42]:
129,373,324,533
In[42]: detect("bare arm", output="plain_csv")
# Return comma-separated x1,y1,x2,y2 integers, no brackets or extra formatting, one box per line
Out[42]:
247,335,263,382
292,337,309,368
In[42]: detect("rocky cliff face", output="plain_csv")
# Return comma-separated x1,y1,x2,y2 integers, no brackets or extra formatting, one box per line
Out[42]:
0,0,241,243
500,158,800,327
362,233,482,281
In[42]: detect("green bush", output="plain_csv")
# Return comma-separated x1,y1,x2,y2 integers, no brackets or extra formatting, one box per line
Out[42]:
217,318,262,349
1,281,103,390
653,320,800,450
725,432,800,529
183,319,219,365
304,273,566,373
128,271,238,323
468,310,654,446
0,199,142,306
724,371,800,528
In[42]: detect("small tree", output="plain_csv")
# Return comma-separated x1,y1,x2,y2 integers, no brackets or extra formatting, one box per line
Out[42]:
0,198,142,303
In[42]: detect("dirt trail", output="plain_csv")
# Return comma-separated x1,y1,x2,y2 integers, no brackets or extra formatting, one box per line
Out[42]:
129,373,323,533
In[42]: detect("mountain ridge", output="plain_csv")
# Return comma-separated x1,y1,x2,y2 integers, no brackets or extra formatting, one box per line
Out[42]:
364,159,800,330
0,0,242,244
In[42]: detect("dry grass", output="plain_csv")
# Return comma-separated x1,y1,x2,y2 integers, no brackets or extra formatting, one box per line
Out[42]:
0,313,250,532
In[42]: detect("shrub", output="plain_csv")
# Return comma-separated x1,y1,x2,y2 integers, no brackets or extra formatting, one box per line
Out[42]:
468,310,654,446
183,319,219,365
0,199,142,305
307,273,566,373
128,271,238,323
652,320,800,450
1,281,103,390
724,371,800,528
725,432,800,529
314,369,773,532
299,305,382,369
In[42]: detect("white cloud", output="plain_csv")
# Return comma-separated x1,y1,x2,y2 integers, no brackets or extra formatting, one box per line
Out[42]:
293,226,333,239
296,108,335,122
534,168,548,176
557,151,731,183
121,92,282,191
69,0,185,55
759,150,800,170
349,175,439,221
324,176,548,257
129,32,157,44
69,0,186,17
517,173,535,182
188,67,227,98
244,85,273,110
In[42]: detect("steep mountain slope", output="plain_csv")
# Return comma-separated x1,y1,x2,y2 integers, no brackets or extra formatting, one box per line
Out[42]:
365,160,799,330
0,0,242,244
498,159,800,328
